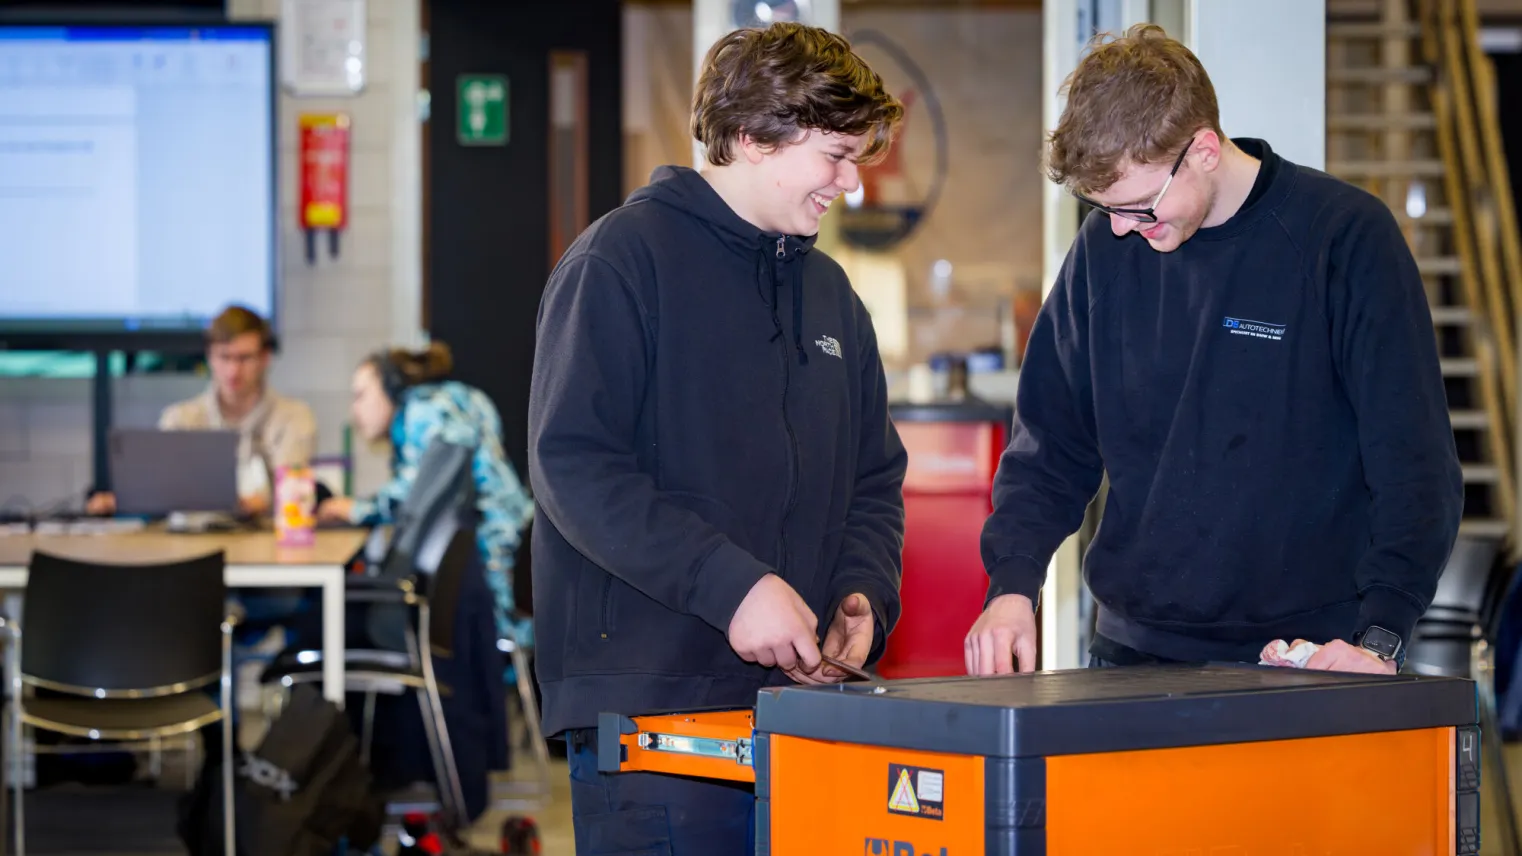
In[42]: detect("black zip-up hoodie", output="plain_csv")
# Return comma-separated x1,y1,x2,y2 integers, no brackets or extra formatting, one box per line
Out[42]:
527,165,908,736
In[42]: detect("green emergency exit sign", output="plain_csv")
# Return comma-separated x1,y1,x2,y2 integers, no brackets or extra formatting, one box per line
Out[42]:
457,74,508,146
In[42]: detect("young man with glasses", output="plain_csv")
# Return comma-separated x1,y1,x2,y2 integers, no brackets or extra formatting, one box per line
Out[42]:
86,304,317,519
965,24,1462,676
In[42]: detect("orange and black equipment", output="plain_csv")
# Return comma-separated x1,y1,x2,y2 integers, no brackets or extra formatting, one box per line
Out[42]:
598,664,1481,854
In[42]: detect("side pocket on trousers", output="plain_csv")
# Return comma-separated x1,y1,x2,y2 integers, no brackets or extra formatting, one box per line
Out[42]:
576,806,673,856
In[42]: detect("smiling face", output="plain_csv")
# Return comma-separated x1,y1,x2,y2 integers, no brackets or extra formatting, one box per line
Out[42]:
1084,133,1219,253
742,129,866,237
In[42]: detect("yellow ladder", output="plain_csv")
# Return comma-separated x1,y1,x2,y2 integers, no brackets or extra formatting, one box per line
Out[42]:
1327,0,1521,549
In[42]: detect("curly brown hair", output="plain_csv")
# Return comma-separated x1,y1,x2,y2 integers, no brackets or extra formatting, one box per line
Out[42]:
691,22,904,168
1046,23,1223,195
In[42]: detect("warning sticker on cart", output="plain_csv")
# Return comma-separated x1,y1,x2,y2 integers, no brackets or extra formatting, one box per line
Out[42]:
886,763,944,821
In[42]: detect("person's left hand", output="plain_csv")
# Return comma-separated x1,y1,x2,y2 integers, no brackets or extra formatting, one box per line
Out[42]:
1302,639,1397,675
316,496,354,524
788,593,874,685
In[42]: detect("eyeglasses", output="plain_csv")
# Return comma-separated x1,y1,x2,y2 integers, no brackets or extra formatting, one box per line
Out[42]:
209,348,263,365
1076,139,1194,224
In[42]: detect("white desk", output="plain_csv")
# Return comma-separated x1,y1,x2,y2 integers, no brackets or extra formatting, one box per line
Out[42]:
0,527,367,706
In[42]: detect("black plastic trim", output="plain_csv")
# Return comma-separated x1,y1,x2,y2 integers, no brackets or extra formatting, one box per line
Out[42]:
752,731,771,854
754,665,1479,759
596,712,636,773
753,731,771,799
985,757,1045,855
1456,725,1481,854
754,798,771,856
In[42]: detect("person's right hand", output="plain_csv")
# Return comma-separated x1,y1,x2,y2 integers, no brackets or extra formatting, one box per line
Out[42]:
238,494,271,518
727,573,821,673
84,491,116,517
965,593,1038,675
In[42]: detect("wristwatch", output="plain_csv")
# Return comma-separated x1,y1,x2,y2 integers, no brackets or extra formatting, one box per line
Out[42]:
1354,625,1403,664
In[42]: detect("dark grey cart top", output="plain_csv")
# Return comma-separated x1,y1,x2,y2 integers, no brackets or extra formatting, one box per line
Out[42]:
753,664,1478,758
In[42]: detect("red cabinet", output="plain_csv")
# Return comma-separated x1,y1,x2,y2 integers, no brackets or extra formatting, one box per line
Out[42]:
877,402,1011,679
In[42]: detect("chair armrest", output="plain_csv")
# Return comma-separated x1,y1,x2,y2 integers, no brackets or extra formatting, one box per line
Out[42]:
345,573,421,605
346,572,412,590
346,588,423,605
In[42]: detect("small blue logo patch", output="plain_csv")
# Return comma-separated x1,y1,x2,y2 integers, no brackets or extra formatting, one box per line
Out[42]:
1222,316,1286,342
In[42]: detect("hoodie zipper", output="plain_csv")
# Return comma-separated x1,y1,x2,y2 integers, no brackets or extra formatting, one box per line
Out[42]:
773,236,800,575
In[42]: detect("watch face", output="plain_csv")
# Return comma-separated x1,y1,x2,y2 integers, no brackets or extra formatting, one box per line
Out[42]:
1360,626,1401,658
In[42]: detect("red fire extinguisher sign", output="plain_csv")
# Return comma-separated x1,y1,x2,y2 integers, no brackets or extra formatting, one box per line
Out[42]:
298,112,350,262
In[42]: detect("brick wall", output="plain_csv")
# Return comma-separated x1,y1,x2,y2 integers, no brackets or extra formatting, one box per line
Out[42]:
0,0,422,512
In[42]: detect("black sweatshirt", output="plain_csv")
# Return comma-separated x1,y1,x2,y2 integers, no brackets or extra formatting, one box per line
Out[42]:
981,138,1463,662
528,165,907,735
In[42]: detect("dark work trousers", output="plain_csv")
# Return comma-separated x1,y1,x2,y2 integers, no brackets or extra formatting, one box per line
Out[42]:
566,727,756,855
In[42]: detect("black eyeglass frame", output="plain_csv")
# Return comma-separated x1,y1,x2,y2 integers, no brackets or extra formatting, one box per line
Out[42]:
1075,139,1194,224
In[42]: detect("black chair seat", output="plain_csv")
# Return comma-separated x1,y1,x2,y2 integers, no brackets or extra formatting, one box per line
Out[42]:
260,649,452,696
262,648,415,681
1423,606,1480,624
1414,618,1483,643
23,693,222,739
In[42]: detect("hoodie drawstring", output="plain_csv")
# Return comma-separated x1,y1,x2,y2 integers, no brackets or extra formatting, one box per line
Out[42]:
791,261,807,365
767,237,808,365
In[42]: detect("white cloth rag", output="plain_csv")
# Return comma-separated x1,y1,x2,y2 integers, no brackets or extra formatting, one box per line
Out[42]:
1258,639,1321,668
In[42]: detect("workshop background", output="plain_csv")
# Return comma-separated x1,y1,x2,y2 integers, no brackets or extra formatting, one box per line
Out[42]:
2,0,1522,853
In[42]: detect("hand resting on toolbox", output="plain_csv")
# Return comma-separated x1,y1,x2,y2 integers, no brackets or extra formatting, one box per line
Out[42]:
964,593,1038,676
1260,638,1395,675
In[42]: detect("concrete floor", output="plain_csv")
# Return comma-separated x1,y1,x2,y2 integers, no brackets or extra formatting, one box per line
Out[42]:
468,759,573,855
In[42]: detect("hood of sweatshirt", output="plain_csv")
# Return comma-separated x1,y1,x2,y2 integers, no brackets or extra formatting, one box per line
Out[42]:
627,165,820,364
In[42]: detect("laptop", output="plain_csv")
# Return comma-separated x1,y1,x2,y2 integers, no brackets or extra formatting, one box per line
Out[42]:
109,428,241,518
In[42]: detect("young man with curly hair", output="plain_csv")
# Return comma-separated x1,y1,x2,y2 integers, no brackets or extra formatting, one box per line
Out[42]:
528,21,907,853
966,25,1462,678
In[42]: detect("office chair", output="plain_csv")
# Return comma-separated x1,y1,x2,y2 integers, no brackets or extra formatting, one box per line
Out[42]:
6,550,236,856
1406,534,1519,853
261,439,477,833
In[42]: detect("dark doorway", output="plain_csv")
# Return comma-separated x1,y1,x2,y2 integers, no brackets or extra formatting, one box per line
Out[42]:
424,0,623,480
1492,48,1522,246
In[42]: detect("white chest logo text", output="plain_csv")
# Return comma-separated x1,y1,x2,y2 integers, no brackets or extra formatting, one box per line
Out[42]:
815,335,843,358
1222,316,1286,342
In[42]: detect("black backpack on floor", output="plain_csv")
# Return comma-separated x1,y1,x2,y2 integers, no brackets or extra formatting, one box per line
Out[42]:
177,684,386,856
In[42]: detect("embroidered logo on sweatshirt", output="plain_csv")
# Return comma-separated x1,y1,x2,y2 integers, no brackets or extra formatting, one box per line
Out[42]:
1222,316,1286,342
815,335,843,358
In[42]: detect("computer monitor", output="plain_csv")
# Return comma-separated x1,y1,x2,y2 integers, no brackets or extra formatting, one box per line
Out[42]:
0,19,277,350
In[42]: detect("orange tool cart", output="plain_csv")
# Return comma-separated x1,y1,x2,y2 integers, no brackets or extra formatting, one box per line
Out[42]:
599,664,1481,854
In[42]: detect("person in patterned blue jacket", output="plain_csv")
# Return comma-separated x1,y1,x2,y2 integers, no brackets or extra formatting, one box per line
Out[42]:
317,341,535,645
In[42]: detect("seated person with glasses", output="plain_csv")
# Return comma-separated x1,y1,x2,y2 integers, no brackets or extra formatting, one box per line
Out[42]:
87,305,320,675
86,304,319,519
